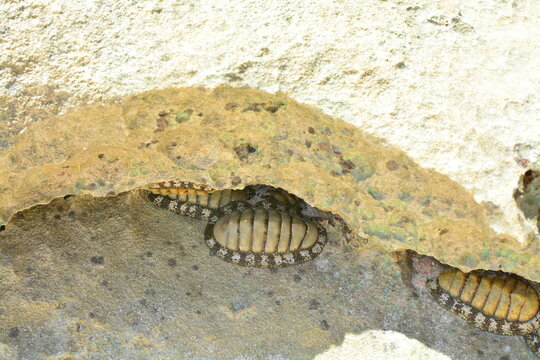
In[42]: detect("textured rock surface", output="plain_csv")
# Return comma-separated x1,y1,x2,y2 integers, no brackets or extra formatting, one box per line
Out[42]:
1,2,539,357
1,0,539,243
2,87,539,283
515,168,540,234
0,192,535,359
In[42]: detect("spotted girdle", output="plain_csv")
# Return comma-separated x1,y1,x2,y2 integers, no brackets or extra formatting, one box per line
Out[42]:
146,188,247,223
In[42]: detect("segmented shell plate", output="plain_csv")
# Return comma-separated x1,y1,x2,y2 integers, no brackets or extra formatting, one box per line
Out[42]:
427,268,540,335
146,187,247,222
204,201,327,267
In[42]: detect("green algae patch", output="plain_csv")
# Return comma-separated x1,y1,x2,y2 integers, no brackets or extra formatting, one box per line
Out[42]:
0,86,539,281
367,187,384,201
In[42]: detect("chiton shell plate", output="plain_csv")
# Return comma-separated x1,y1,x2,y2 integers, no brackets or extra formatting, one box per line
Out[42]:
204,201,327,267
427,268,540,335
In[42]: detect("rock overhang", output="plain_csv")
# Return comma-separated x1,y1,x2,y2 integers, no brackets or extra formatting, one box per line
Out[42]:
1,86,538,281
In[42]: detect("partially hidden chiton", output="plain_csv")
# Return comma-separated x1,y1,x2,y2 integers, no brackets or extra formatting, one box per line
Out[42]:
427,268,540,335
204,201,327,267
145,181,247,221
144,182,305,221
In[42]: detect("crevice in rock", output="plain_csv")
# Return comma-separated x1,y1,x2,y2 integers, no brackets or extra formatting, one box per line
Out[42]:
142,181,360,249
514,169,540,232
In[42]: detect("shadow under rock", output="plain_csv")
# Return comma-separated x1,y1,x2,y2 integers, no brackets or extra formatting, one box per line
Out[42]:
0,192,534,359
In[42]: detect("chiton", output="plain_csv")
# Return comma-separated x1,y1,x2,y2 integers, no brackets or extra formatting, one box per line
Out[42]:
145,182,309,222
145,181,247,222
427,268,540,335
204,201,327,267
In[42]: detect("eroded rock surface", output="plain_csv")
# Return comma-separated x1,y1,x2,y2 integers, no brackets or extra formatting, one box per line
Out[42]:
0,87,538,282
515,169,540,234
0,192,535,359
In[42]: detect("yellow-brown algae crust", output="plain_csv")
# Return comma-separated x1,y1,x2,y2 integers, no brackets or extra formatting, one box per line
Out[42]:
1,86,539,281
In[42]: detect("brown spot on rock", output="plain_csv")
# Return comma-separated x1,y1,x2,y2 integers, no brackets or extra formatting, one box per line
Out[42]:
308,299,320,310
225,102,239,111
234,144,257,161
320,320,330,330
238,61,255,74
340,159,355,174
242,102,264,112
168,259,177,267
155,117,169,133
318,142,332,153
386,160,399,171
224,73,243,82
90,256,104,265
231,176,242,186
263,102,285,113
8,327,19,338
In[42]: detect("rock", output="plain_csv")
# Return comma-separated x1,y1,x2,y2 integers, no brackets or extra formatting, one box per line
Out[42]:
0,87,538,283
0,192,535,359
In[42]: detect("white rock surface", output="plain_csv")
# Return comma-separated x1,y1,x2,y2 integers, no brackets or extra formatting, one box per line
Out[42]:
315,331,452,360
1,2,539,236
